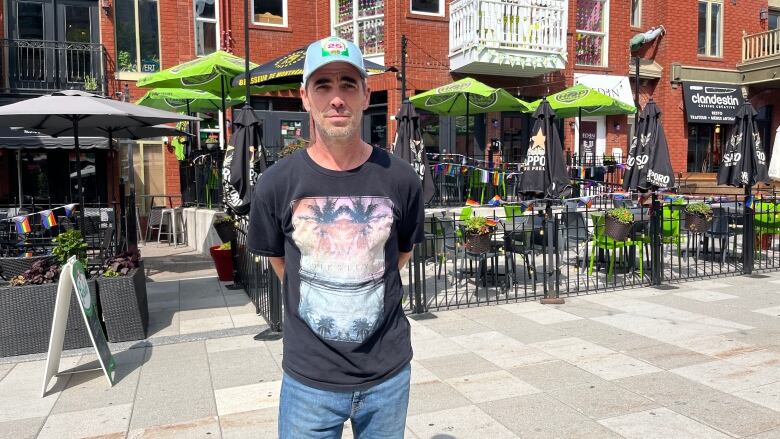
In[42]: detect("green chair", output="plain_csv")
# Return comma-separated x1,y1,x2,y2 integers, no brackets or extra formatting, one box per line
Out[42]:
754,202,780,256
588,213,643,278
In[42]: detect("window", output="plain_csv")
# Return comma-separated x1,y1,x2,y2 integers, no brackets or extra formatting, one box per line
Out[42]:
630,0,641,27
17,2,44,39
697,0,722,57
411,0,443,16
333,0,384,57
195,0,218,55
253,0,286,27
769,9,780,30
575,0,608,66
115,0,160,73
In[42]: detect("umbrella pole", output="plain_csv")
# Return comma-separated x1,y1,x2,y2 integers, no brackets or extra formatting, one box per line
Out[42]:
466,93,470,160
744,184,754,275
540,200,564,304
73,119,85,233
221,76,227,149
16,150,22,208
578,107,583,166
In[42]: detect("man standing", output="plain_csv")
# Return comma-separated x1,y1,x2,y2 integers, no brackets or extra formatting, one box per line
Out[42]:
248,36,424,438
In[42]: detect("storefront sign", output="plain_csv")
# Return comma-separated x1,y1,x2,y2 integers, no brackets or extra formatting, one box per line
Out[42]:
574,74,634,107
682,82,743,124
580,121,597,157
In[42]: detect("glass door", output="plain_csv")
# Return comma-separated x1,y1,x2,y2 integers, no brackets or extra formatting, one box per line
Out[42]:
57,0,100,90
7,0,55,89
687,124,715,173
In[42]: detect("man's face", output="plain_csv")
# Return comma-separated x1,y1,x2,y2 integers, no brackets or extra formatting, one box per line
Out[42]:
301,63,370,143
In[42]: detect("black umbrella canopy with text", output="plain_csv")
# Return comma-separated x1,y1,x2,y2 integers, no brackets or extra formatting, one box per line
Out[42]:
517,99,570,199
222,106,267,215
622,99,675,191
392,101,435,204
717,102,769,187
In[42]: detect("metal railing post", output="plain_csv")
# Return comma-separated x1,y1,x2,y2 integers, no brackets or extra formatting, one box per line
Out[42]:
541,203,564,304
743,185,754,275
650,192,663,285
412,245,425,314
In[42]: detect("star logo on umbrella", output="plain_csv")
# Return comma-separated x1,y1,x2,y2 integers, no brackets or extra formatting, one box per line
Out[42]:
529,128,546,154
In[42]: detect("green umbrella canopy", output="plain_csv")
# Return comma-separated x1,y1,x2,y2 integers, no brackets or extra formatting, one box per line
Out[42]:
136,51,258,94
528,84,636,118
410,77,531,115
136,88,246,113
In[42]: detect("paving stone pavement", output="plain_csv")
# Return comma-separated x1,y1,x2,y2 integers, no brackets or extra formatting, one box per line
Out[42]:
1,243,780,438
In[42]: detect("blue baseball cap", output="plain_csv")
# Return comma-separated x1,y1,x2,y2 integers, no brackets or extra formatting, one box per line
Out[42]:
302,36,368,86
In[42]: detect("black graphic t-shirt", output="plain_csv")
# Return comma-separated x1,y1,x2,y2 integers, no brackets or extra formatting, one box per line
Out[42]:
248,147,425,392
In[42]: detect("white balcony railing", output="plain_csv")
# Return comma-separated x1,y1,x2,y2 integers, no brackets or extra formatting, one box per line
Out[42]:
450,0,567,58
742,29,780,63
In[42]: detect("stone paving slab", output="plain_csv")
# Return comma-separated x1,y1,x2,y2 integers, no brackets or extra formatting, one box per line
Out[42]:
2,243,780,438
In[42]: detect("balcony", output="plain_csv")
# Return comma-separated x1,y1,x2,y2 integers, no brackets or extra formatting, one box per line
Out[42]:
449,0,567,77
738,29,780,86
0,39,106,96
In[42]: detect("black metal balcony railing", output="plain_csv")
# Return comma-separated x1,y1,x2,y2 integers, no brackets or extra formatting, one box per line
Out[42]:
0,38,105,95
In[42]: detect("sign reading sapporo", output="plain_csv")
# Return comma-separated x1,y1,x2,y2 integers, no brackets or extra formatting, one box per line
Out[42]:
683,82,743,124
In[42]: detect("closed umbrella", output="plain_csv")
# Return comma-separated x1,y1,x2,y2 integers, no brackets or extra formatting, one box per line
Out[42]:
231,47,388,89
717,102,769,187
623,99,675,191
0,90,197,235
516,99,570,198
222,106,267,215
392,101,434,204
410,78,530,159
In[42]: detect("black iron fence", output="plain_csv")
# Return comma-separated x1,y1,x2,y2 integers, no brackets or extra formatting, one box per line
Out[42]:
234,215,282,331
180,151,224,209
0,38,106,95
233,189,780,325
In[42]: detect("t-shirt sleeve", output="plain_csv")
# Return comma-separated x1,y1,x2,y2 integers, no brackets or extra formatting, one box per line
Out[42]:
248,175,285,257
398,176,425,253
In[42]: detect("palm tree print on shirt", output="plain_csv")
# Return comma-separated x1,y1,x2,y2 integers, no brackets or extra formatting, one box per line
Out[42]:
292,196,394,343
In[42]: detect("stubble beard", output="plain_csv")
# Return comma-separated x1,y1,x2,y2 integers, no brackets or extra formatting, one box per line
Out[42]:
312,111,361,144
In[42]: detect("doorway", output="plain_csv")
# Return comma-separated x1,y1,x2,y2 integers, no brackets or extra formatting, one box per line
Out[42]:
687,124,717,173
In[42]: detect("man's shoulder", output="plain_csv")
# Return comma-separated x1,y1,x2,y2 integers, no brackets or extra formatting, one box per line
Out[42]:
257,150,305,186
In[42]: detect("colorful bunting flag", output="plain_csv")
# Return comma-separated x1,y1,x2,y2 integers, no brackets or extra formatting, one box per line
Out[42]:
14,216,31,234
64,203,78,217
487,195,503,206
40,210,57,229
745,195,755,209
465,199,481,207
485,219,499,227
578,197,593,208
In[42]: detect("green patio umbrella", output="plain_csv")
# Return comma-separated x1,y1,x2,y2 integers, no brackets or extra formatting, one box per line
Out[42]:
136,51,259,148
410,77,531,158
136,88,246,114
527,84,635,162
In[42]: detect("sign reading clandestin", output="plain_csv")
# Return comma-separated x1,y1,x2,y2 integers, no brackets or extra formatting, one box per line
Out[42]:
682,82,743,124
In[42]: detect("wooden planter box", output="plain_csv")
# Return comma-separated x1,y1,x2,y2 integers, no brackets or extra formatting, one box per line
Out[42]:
0,279,97,357
96,261,148,342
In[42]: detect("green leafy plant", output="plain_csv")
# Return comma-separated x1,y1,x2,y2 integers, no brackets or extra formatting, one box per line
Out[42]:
606,207,634,225
213,215,234,225
685,202,713,221
83,75,98,91
52,229,88,267
117,50,137,72
279,138,309,158
102,248,141,277
10,259,60,286
462,216,495,235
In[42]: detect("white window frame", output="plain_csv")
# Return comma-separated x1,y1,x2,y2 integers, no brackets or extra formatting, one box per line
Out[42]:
252,0,288,27
575,0,609,67
331,0,385,62
410,0,443,17
194,0,220,56
114,0,162,79
698,0,723,57
630,0,641,27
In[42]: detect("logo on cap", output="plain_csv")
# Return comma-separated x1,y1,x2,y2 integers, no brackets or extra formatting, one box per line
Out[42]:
321,37,349,57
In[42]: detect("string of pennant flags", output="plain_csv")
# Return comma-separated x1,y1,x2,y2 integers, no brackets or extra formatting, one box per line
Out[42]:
9,203,78,234
457,191,751,209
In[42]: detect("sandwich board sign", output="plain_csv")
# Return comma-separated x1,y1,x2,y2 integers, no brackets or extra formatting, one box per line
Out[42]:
42,256,115,396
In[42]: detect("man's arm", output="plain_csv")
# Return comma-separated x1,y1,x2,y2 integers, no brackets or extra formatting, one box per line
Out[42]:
398,248,413,270
269,256,285,281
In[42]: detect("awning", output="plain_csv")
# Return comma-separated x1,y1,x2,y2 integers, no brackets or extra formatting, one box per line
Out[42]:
573,74,635,108
0,126,110,149
682,82,743,124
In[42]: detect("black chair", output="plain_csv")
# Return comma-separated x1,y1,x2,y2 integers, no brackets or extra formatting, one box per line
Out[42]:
702,208,736,264
87,227,115,276
503,215,536,286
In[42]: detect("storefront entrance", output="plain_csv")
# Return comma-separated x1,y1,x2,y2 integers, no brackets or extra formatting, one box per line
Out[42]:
687,124,717,173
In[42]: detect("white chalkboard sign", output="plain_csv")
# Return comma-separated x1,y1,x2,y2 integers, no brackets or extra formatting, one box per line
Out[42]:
42,256,115,396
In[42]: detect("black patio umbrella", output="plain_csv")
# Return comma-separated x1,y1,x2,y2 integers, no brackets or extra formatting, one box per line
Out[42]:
717,102,769,187
516,99,570,199
231,47,389,89
392,101,435,204
623,99,675,191
222,105,267,216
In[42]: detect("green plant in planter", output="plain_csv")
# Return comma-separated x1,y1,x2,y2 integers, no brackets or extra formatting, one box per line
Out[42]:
52,229,88,267
9,259,60,286
606,207,634,225
685,202,713,221
462,216,495,235
279,138,310,158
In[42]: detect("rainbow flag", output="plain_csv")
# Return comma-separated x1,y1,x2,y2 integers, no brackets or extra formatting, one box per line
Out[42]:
465,199,481,207
745,195,755,209
485,219,499,227
580,166,587,180
519,202,534,213
64,203,78,217
578,197,593,208
40,210,57,229
14,216,31,234
487,195,503,206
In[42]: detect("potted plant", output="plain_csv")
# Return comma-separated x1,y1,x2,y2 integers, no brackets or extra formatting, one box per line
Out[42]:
213,215,236,243
52,229,88,268
461,215,496,254
96,248,148,342
278,138,309,158
209,241,234,281
685,202,713,233
605,207,634,241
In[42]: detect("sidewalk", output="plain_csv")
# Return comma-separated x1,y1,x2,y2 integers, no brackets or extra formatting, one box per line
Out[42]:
1,244,780,438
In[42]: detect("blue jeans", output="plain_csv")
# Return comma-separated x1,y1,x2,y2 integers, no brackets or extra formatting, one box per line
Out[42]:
278,363,411,439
